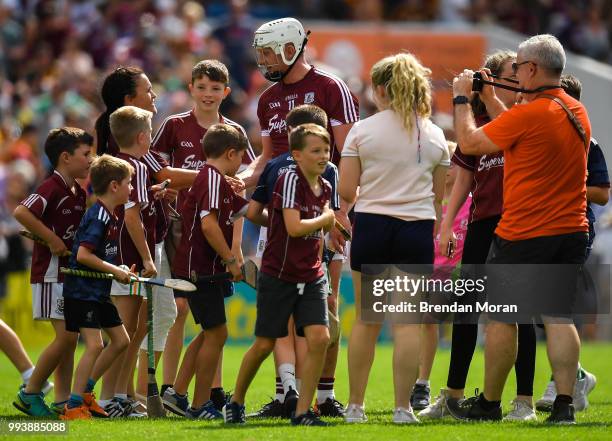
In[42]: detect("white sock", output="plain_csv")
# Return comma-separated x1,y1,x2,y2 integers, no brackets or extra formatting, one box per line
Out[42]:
98,399,112,407
21,366,34,382
416,379,430,387
296,378,302,393
114,393,128,400
276,392,285,402
317,388,334,404
278,363,297,396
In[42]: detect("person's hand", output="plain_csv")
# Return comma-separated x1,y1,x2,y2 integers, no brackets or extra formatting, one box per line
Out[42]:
227,260,243,282
477,68,497,104
226,176,246,193
329,210,350,253
322,203,335,230
438,225,457,258
141,259,157,278
162,188,178,202
48,235,69,256
231,242,244,267
114,264,137,284
453,69,475,98
150,179,171,200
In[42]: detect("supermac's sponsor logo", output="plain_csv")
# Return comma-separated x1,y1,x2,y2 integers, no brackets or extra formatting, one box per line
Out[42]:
182,154,206,170
269,101,281,109
180,141,195,148
268,114,287,134
105,242,118,257
478,155,504,172
62,224,76,241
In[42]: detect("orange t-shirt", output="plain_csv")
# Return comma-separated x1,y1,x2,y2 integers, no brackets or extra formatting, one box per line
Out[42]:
482,89,590,241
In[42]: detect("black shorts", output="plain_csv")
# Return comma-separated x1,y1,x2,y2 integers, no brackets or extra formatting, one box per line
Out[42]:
255,273,328,338
186,279,233,330
486,232,588,322
351,213,434,272
63,297,123,332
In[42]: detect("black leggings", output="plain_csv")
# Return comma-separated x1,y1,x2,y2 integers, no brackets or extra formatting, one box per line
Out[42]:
445,215,536,396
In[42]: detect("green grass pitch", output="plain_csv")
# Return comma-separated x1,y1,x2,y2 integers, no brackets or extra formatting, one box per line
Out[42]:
0,343,610,440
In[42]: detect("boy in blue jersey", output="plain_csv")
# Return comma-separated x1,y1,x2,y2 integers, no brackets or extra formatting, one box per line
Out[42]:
249,105,344,418
60,155,136,420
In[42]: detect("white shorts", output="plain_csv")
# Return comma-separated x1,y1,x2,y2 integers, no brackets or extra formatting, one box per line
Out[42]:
139,242,177,352
256,226,267,258
32,283,64,320
110,278,144,296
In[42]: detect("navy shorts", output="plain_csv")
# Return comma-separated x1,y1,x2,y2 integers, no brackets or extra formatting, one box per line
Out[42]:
64,297,123,332
350,213,434,272
184,279,233,330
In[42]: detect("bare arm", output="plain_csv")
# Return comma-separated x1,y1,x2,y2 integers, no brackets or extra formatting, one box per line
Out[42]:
587,186,610,205
245,200,269,227
201,212,242,281
438,166,473,256
332,123,354,155
339,156,361,205
231,190,246,266
13,205,68,256
283,206,335,238
153,167,198,190
124,205,156,277
432,165,448,237
76,246,133,284
238,136,273,190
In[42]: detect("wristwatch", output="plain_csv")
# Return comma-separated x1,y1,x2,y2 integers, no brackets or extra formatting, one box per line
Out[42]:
222,256,237,266
453,95,470,105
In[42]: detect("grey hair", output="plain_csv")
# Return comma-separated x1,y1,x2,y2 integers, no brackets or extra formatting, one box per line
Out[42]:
518,34,566,75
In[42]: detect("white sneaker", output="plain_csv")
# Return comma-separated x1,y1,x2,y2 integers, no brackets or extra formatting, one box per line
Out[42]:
536,380,556,412
503,400,537,421
574,370,597,412
344,403,367,423
393,407,419,424
418,388,451,419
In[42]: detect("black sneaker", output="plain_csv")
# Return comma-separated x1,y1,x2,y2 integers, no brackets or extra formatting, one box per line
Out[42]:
410,383,431,411
247,398,284,418
446,392,502,421
546,400,576,425
315,398,345,417
283,388,299,418
223,401,246,424
210,388,228,412
291,409,328,426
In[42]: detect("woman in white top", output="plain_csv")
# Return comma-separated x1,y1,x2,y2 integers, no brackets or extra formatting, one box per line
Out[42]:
339,53,449,424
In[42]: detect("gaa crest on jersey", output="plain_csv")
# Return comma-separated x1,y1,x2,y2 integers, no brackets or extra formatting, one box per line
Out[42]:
304,92,315,104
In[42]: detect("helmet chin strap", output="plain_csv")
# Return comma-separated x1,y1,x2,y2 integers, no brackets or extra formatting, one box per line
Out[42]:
265,31,311,83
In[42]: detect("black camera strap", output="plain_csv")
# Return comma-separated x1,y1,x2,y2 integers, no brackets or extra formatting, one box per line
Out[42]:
476,78,562,94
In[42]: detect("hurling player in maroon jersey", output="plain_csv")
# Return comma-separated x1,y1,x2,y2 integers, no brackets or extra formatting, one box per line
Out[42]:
238,17,358,417
225,124,335,426
13,128,93,416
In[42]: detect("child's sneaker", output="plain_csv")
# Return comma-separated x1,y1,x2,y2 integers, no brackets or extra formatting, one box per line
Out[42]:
393,407,419,424
13,390,55,418
83,392,109,418
61,404,91,420
186,400,223,419
291,410,328,426
223,401,246,424
344,403,367,423
103,398,126,418
50,401,66,416
162,387,189,416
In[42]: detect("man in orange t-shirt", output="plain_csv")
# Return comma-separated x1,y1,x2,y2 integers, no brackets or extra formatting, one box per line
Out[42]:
448,34,590,425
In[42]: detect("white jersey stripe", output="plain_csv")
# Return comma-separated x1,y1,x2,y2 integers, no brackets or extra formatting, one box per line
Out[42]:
222,117,257,161
152,110,192,146
142,152,163,173
315,68,358,123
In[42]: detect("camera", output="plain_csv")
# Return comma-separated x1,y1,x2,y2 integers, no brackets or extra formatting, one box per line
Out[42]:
472,71,484,92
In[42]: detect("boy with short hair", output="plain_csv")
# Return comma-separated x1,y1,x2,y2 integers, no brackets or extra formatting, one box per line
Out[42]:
60,154,135,420
13,127,93,417
157,59,255,414
225,124,335,426
171,123,250,419
99,106,165,417
249,105,344,418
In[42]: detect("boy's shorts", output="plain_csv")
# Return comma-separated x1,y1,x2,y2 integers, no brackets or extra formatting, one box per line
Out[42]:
32,283,64,320
255,273,328,338
184,279,233,330
63,297,123,332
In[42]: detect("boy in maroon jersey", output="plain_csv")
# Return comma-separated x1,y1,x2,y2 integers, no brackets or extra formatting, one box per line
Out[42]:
170,124,250,419
224,124,335,426
99,106,167,416
13,128,93,417
154,60,254,412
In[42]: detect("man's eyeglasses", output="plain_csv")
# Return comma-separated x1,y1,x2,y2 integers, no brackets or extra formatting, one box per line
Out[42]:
512,60,537,74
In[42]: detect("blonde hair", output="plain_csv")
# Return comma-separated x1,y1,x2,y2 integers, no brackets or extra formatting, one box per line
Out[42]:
371,53,432,133
289,123,330,151
89,154,134,195
109,105,152,148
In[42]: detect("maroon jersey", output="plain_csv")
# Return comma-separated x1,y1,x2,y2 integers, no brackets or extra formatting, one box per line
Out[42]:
151,110,256,211
452,116,504,223
20,171,86,283
261,167,331,283
257,66,359,164
116,152,157,271
173,164,248,277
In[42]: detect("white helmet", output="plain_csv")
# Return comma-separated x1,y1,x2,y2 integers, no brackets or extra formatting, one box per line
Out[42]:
253,18,308,81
